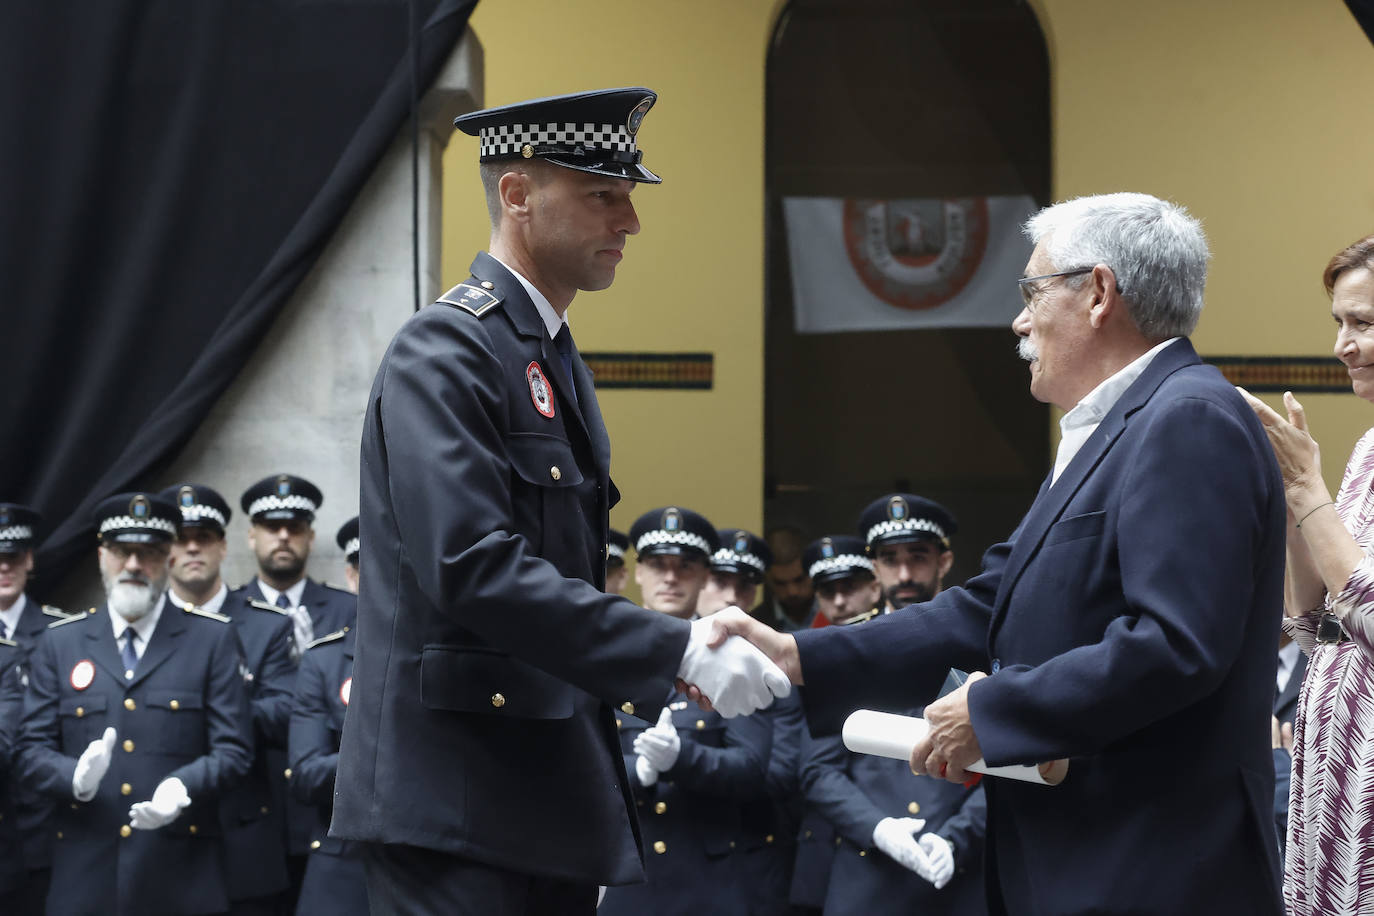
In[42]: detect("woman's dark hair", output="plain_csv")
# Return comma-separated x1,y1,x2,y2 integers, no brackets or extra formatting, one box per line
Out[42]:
1324,233,1374,297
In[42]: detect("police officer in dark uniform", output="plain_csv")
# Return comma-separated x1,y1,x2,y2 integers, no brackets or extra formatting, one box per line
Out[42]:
336,517,360,595
0,630,27,908
601,509,773,916
801,503,987,916
230,474,355,911
0,503,71,914
16,492,252,915
289,621,364,916
605,528,630,595
332,88,787,915
162,484,296,915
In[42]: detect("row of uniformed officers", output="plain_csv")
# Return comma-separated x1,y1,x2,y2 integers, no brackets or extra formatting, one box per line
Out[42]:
0,482,987,914
0,476,362,915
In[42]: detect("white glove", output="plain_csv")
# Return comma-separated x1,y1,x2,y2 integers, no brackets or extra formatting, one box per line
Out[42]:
872,817,934,878
129,777,191,830
635,754,658,787
72,727,117,801
633,708,681,773
917,833,955,889
676,616,791,718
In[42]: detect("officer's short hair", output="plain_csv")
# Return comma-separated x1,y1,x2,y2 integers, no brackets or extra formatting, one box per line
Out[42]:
479,160,549,229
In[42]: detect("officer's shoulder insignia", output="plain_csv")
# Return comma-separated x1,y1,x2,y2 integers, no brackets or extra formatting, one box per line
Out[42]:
185,606,232,623
41,604,73,619
437,281,503,317
841,608,881,626
247,598,288,615
48,613,87,629
0,636,16,647
306,628,348,650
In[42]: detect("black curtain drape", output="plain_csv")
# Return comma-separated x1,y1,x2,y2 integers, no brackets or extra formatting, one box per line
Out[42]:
0,0,477,600
1349,0,1374,44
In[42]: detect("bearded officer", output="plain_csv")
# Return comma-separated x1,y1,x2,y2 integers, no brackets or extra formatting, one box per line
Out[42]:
0,503,72,914
162,483,296,915
16,493,252,915
858,494,957,612
333,88,788,914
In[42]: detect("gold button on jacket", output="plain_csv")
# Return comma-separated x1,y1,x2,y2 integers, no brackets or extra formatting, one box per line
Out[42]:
119,825,131,838
652,841,667,854
491,693,506,708
123,698,136,710
122,739,134,753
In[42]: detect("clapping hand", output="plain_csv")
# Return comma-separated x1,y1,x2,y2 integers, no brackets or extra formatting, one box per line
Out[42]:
129,777,191,830
634,708,681,773
72,727,117,801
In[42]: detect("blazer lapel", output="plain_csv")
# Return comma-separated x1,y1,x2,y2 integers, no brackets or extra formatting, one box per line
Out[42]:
17,599,48,643
127,598,184,688
988,340,1203,645
85,607,134,685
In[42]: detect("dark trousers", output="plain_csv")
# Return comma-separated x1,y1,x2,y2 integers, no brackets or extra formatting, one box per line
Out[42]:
361,843,598,916
0,867,50,916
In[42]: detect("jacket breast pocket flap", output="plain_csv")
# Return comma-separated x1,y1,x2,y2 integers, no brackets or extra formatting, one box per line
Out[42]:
60,695,107,717
508,433,584,488
1044,510,1106,547
146,690,204,712
421,645,574,720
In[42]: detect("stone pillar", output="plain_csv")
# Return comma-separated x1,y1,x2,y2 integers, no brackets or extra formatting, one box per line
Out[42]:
55,32,484,610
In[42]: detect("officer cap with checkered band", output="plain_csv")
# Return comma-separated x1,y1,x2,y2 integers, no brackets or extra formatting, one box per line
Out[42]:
0,503,40,553
454,87,662,184
630,506,719,561
857,493,957,551
240,474,323,524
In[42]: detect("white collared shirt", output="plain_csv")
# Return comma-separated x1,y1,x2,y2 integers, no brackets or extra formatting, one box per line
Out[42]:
256,578,306,610
1051,337,1181,485
1277,640,1301,694
165,582,228,615
490,253,567,341
0,593,26,639
109,595,165,662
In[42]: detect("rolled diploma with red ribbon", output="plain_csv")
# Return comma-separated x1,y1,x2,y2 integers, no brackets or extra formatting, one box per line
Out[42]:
842,709,1059,786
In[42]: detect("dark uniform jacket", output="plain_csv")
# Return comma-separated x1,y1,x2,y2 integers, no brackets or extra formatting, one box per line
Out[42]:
0,639,24,896
739,691,806,916
214,590,297,900
333,252,691,887
232,579,355,859
795,341,1287,916
803,709,987,916
16,601,252,915
599,691,772,916
289,626,366,915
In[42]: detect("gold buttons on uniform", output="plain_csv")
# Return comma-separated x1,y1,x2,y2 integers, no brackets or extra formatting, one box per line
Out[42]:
908,802,920,815
261,806,270,815
311,840,321,850
521,144,534,159
765,834,774,844
621,702,635,715
859,850,867,857
550,466,561,481
120,784,132,796
729,841,736,849
654,802,666,815
284,768,293,779
189,825,197,835
120,825,131,838
653,841,666,854
170,700,180,711
56,831,63,840
834,837,842,847
491,693,506,708
122,739,134,753
481,281,494,290
695,720,705,730
804,829,813,839
75,707,84,718
124,698,136,711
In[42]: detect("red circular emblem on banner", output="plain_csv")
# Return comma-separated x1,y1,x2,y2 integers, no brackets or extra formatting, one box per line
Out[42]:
340,677,352,707
526,362,555,418
70,659,95,691
841,198,990,311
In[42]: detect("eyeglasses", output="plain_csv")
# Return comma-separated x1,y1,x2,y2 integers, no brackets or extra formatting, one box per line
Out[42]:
1017,267,1094,309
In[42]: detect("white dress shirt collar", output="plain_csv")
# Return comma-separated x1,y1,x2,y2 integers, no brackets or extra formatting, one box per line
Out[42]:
256,578,306,609
109,595,165,661
166,582,228,615
1051,337,1180,485
0,593,26,639
490,254,567,340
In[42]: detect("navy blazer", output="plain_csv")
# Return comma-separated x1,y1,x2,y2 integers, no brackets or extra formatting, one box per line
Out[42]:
334,252,691,886
795,340,1286,916
15,601,252,915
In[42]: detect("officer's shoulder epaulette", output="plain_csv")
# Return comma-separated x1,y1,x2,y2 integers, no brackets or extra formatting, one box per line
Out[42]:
185,606,232,624
841,608,881,626
435,281,504,318
305,627,348,650
246,598,289,615
0,636,16,647
48,610,91,629
41,604,73,619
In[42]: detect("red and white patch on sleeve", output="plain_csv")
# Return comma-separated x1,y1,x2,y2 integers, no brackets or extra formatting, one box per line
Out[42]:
340,677,352,707
70,659,95,691
527,362,555,419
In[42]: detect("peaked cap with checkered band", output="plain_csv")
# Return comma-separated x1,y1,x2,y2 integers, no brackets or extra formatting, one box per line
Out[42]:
454,87,662,184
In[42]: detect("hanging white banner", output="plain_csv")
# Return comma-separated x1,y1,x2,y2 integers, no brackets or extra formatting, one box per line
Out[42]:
783,195,1037,333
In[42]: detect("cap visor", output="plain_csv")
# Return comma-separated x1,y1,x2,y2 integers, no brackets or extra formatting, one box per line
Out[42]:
544,156,661,184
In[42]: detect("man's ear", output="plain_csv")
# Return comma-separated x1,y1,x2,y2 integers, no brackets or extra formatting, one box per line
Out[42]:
1087,264,1119,329
937,549,954,580
498,169,533,223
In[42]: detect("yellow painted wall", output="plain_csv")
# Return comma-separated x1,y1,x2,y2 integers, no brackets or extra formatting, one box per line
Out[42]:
1035,0,1374,490
444,0,1374,548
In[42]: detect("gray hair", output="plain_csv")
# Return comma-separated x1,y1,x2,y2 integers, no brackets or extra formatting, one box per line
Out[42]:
1023,193,1209,340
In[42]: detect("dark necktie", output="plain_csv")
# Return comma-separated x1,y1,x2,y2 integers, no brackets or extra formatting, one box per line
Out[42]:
276,593,291,611
553,325,578,408
121,630,139,677
0,620,9,640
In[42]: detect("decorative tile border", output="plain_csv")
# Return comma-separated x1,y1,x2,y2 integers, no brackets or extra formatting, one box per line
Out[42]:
1204,356,1349,393
583,352,714,389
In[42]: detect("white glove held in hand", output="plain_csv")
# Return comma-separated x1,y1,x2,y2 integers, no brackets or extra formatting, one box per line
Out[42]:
72,727,117,801
633,708,681,773
676,615,791,717
917,833,955,889
129,777,190,830
872,817,933,877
